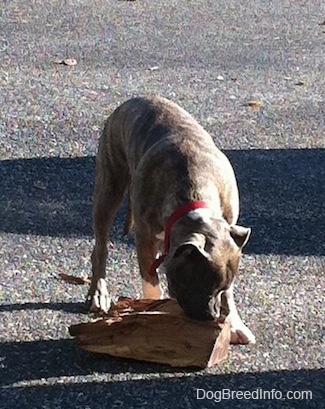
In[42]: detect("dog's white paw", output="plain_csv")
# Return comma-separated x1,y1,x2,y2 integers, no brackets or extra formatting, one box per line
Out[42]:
230,321,256,345
89,278,112,313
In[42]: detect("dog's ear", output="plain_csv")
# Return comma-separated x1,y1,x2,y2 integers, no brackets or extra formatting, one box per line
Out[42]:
230,225,251,249
173,233,211,260
174,243,200,258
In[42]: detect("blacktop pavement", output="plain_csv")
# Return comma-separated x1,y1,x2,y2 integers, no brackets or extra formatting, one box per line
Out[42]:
0,0,324,408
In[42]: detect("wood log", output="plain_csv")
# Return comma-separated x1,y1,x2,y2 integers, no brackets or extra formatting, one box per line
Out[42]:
69,298,231,368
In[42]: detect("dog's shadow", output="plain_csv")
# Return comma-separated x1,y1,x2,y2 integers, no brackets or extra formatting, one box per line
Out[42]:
0,148,324,255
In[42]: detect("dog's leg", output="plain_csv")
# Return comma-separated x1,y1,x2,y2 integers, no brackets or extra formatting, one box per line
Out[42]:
222,283,256,344
135,229,162,299
87,138,129,312
123,191,134,235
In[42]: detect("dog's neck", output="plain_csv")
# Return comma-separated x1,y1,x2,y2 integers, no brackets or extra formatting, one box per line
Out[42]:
150,201,210,277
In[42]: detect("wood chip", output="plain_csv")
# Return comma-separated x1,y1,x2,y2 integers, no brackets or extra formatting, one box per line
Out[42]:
53,58,77,66
246,100,262,109
59,272,91,285
69,298,231,368
148,66,159,71
33,181,47,190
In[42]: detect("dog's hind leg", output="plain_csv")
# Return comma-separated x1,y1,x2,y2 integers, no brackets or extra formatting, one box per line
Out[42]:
87,131,129,312
123,190,134,235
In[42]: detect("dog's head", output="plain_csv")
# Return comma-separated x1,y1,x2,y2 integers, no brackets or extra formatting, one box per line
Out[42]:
164,217,250,321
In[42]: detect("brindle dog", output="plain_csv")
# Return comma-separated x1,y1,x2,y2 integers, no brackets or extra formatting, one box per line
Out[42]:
88,96,255,344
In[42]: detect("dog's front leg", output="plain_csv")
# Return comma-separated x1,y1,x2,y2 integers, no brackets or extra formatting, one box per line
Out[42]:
223,283,256,344
87,243,111,312
87,138,129,312
135,230,162,299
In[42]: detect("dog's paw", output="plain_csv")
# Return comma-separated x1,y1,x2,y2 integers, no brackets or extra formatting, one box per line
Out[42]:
87,278,112,313
230,322,256,345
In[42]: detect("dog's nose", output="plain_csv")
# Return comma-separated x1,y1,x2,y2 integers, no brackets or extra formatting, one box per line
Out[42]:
180,301,213,321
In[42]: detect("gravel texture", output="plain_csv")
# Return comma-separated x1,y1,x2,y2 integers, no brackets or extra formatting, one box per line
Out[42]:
0,0,324,408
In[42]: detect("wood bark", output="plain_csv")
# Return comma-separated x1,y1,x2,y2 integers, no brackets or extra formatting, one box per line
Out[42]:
69,298,231,368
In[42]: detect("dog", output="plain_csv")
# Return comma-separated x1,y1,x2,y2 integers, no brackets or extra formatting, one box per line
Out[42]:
87,95,255,344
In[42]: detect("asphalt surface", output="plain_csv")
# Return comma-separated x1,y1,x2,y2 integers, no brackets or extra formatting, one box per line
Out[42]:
0,0,324,408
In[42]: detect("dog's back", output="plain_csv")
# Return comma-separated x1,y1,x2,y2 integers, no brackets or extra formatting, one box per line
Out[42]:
102,96,239,227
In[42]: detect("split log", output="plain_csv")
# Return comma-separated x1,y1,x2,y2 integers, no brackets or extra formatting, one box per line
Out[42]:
69,298,231,368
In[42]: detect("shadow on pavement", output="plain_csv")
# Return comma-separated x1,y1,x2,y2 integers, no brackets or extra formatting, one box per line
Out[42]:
0,337,322,409
0,338,184,385
0,302,87,314
0,156,96,238
228,148,325,256
1,148,324,255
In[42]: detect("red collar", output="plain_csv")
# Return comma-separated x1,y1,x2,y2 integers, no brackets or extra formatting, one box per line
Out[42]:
149,201,209,277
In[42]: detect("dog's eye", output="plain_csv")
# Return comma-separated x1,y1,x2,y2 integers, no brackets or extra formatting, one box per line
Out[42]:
204,240,213,253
